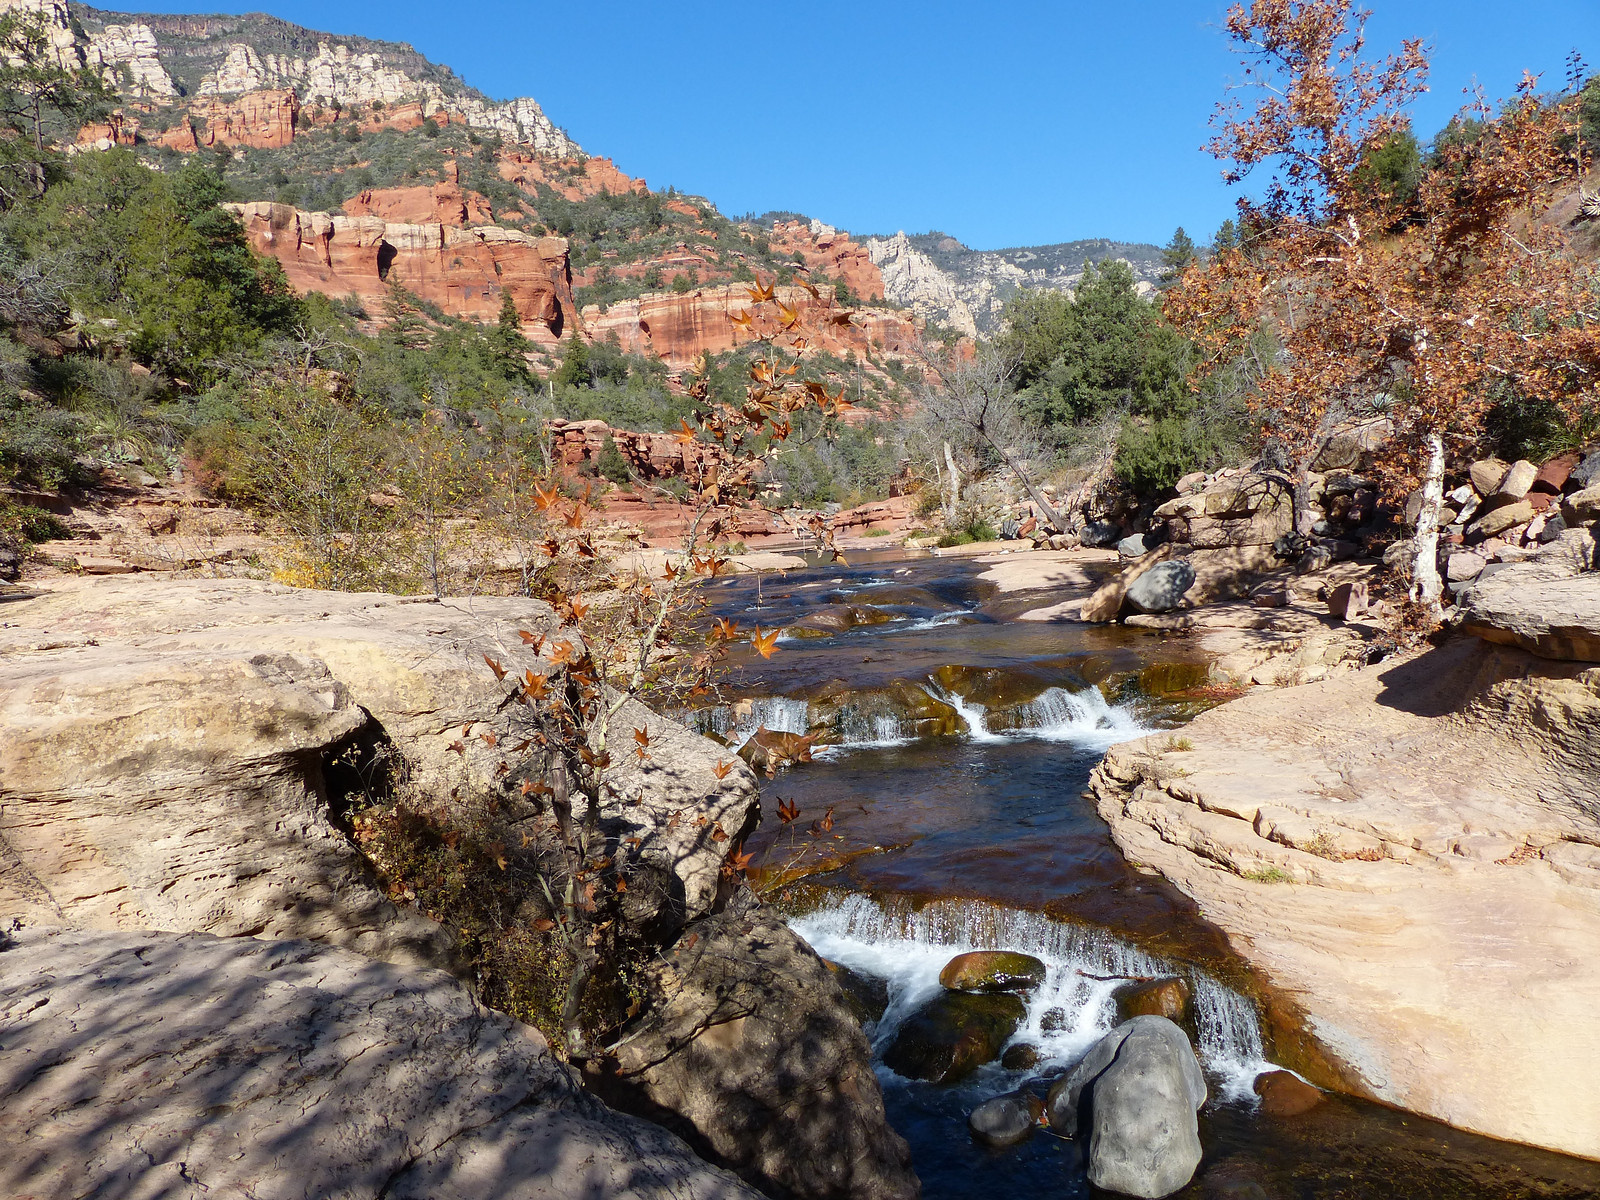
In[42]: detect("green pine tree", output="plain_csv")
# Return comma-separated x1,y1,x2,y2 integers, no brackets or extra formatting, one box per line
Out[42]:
1159,227,1197,286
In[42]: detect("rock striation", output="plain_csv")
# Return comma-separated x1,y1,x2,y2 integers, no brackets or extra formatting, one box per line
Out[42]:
225,200,575,339
0,576,753,946
0,926,760,1200
1089,635,1600,1158
580,283,924,370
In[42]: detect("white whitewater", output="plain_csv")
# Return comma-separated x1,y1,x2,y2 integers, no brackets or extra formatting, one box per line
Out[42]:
939,684,1152,751
791,893,1274,1104
691,681,1150,756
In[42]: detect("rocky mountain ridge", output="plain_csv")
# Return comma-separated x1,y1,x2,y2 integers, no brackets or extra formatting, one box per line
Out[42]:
10,0,578,151
865,229,1165,336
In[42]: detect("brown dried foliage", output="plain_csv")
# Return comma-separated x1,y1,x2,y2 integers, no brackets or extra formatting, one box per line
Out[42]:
1166,0,1600,507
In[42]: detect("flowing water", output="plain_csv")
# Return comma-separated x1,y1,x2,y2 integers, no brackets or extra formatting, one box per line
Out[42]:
693,548,1600,1199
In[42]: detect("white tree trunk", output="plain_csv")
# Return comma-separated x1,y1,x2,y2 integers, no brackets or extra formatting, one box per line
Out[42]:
943,441,961,523
1409,431,1446,617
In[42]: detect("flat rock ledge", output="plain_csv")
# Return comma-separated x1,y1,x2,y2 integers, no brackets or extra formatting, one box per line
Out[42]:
1089,636,1600,1160
1458,556,1600,662
0,926,759,1200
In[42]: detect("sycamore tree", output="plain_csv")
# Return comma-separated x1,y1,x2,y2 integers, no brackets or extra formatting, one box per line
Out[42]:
1165,0,1600,616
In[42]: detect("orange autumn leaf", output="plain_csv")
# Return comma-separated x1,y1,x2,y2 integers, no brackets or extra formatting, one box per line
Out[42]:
713,759,735,780
750,626,781,659
483,655,507,681
776,797,799,824
548,641,576,666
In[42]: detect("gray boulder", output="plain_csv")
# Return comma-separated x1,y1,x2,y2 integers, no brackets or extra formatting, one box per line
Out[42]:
1118,533,1149,559
1570,448,1600,491
1046,1017,1206,1199
1124,561,1197,614
968,1091,1044,1148
1081,520,1123,548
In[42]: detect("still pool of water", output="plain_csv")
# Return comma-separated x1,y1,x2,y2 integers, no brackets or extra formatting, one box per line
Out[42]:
692,550,1600,1199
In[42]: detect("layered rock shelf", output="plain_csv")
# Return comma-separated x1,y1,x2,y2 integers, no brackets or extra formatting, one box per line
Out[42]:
1088,618,1600,1158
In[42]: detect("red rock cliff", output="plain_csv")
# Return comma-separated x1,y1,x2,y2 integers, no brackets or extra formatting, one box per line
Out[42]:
225,202,575,340
580,283,922,369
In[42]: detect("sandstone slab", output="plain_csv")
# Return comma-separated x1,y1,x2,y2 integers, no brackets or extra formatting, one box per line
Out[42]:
1090,638,1600,1158
1458,558,1600,663
0,576,758,955
0,926,758,1200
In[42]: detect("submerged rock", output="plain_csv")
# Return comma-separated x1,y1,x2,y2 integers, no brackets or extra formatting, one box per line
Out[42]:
785,603,897,636
1113,976,1192,1026
1000,1042,1042,1070
939,949,1047,993
882,991,1027,1084
1253,1069,1325,1117
968,1091,1045,1148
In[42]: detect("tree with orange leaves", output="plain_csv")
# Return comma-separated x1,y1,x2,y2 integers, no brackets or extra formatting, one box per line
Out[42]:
1166,0,1600,616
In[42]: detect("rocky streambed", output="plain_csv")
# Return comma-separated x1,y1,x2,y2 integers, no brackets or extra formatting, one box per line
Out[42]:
4,542,1600,1200
693,546,1600,1198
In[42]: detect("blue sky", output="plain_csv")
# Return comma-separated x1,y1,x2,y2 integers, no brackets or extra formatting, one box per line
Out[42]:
137,1,1598,249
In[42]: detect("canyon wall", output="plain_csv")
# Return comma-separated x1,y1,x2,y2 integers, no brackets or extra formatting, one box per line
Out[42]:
226,201,576,339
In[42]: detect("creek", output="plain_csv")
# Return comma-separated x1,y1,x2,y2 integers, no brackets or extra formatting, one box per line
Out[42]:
695,548,1600,1199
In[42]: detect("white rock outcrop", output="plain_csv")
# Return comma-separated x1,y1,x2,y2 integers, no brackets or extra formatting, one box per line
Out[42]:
864,231,978,337
197,38,579,155
86,21,176,99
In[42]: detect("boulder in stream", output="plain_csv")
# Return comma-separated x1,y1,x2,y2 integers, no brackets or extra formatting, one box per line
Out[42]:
938,949,1047,993
824,959,890,1026
968,1091,1045,1148
882,991,1027,1084
1045,1016,1206,1199
1112,976,1192,1026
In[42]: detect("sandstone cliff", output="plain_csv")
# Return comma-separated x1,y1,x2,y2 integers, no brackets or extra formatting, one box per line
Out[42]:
225,200,576,339
580,282,924,370
6,0,581,154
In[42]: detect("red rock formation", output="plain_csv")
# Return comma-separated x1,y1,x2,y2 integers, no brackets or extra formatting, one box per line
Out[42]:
343,164,495,227
768,220,888,303
76,110,140,148
190,89,300,149
497,154,647,202
547,418,722,482
154,119,199,152
225,202,575,341
580,283,923,369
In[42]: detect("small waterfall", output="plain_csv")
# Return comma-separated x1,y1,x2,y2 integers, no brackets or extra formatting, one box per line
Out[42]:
1192,973,1271,1102
790,893,1273,1099
938,690,1008,744
937,684,1150,750
688,696,810,741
